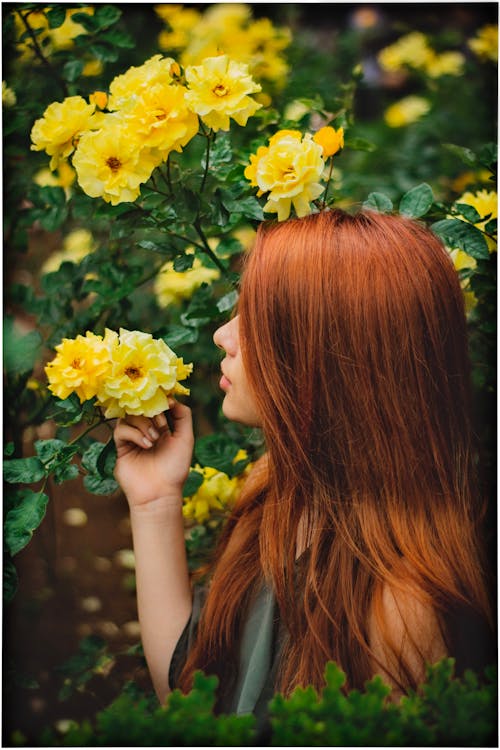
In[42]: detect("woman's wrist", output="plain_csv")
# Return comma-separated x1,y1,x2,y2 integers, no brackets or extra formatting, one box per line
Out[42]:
128,493,184,519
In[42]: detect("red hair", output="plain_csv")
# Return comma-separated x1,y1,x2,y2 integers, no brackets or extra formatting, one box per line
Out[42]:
179,209,491,699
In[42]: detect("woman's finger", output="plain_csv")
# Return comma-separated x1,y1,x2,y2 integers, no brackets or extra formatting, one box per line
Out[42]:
120,414,162,443
114,420,155,450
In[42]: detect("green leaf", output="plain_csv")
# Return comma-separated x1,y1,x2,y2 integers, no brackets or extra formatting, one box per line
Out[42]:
442,143,478,167
454,203,481,223
69,12,98,32
3,558,18,603
63,59,84,83
173,254,195,272
46,6,67,28
363,192,393,213
216,290,239,314
84,474,119,495
94,4,122,28
182,469,204,497
3,456,45,484
100,28,135,48
4,442,15,458
161,325,199,347
345,136,376,152
195,434,242,476
82,441,119,495
96,439,117,478
3,317,42,375
478,142,497,171
88,42,119,63
484,218,497,236
399,183,434,218
208,133,233,169
431,219,490,259
5,490,49,556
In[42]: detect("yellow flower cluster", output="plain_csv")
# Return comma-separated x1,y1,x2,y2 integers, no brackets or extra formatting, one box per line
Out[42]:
45,328,192,418
14,7,100,72
155,3,291,88
41,228,97,274
154,251,221,308
468,24,498,62
30,53,262,205
245,126,344,221
384,95,431,128
378,31,464,78
183,450,252,524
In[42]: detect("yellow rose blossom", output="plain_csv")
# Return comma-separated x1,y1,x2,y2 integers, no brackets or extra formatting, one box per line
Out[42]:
384,96,431,128
156,5,202,50
72,117,160,205
378,32,433,72
313,126,344,158
2,81,16,107
34,161,76,194
425,51,464,78
468,24,498,62
30,96,96,170
42,228,97,274
95,328,192,418
245,130,325,221
455,189,497,252
183,451,252,524
448,249,478,315
154,253,220,308
108,55,176,111
48,7,94,50
119,82,198,158
83,59,104,77
184,55,262,131
45,331,112,403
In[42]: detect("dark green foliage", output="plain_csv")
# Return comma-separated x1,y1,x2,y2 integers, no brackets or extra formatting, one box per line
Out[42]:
43,661,496,747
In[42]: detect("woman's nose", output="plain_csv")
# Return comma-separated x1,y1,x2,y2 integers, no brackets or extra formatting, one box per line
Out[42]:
213,317,238,354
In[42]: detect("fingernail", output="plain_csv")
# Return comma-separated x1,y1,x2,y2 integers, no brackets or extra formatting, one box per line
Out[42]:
156,413,167,427
142,437,153,448
148,427,159,440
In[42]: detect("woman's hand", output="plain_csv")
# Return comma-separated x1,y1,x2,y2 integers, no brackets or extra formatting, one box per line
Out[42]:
113,399,194,509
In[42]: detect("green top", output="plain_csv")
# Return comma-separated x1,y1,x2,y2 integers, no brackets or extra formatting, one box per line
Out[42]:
169,581,280,739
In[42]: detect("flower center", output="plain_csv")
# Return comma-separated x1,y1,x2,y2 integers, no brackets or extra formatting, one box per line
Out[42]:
106,156,122,173
71,358,82,369
282,166,296,181
213,83,229,98
125,366,142,381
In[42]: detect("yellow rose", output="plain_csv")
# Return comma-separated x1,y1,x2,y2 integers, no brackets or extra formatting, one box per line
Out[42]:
42,228,97,274
30,96,96,170
95,328,192,418
48,7,94,50
378,32,433,72
245,130,325,221
313,126,344,158
119,82,198,158
89,91,108,109
34,161,76,193
384,96,431,128
185,54,262,132
425,51,464,78
154,253,220,308
2,81,16,107
45,331,112,403
73,116,160,205
108,55,177,110
468,24,498,62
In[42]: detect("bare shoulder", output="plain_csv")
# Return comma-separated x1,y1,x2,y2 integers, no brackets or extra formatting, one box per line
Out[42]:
368,576,447,695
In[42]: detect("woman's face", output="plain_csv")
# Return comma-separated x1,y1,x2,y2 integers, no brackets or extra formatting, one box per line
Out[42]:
213,315,262,427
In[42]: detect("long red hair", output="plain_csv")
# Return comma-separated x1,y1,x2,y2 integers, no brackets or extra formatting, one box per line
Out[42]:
179,209,492,699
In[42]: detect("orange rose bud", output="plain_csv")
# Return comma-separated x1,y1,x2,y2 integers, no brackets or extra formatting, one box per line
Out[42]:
313,126,344,158
169,61,181,77
89,91,108,110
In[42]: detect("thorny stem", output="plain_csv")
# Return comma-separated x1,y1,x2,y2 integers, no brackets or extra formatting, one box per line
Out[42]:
16,10,69,97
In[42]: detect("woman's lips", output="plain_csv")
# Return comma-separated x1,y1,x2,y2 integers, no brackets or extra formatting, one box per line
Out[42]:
219,372,231,390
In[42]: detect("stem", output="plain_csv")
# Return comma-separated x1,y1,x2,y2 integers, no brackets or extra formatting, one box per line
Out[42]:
322,159,335,208
199,130,213,200
193,218,228,276
16,10,69,97
67,418,107,447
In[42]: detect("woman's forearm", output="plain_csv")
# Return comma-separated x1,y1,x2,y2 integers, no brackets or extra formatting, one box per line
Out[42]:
129,496,192,703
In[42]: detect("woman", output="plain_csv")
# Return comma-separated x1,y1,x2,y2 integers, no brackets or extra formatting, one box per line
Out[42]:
113,209,493,725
